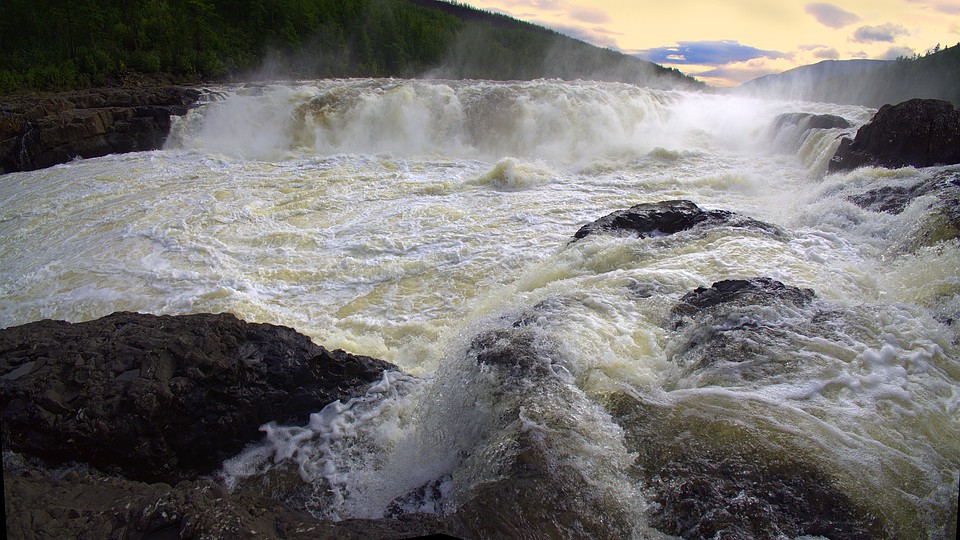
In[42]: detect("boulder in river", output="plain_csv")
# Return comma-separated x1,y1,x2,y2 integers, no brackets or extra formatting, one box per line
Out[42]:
573,200,781,241
829,98,960,171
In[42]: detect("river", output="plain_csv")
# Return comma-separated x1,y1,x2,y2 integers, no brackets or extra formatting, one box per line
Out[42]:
1,78,957,538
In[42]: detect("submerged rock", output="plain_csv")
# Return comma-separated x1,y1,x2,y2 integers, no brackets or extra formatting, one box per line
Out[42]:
0,311,394,484
829,98,960,171
573,200,780,241
773,112,851,132
0,86,201,173
606,393,881,540
599,278,883,538
671,277,816,322
436,307,643,538
847,169,960,247
666,278,820,387
847,168,960,213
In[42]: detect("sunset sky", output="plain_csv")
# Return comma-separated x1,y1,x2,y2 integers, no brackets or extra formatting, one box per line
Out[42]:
459,0,960,87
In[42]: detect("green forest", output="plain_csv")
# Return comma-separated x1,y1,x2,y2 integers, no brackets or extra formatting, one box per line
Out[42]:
0,0,702,94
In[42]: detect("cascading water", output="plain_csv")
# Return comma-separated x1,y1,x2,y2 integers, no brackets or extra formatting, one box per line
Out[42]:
1,79,956,538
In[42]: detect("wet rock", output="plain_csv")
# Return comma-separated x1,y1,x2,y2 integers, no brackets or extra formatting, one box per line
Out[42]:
829,98,960,171
0,86,200,173
3,453,447,539
847,170,960,248
667,278,821,387
671,277,816,322
439,311,641,538
0,311,394,484
847,169,960,214
606,393,881,540
573,200,780,241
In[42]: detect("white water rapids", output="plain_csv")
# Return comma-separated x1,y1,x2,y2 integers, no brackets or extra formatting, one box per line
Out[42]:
0,79,957,538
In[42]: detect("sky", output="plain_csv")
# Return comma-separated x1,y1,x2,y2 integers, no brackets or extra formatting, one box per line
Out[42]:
458,0,960,87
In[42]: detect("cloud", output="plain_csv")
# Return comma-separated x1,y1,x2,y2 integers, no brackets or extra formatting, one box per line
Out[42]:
813,47,840,59
567,6,611,24
851,23,910,43
906,0,960,15
798,44,840,59
494,0,611,24
935,2,960,15
804,3,861,29
484,0,618,47
633,40,787,66
882,46,915,59
548,22,621,49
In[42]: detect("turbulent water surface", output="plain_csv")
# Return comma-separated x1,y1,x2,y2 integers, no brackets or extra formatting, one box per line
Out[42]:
1,79,958,538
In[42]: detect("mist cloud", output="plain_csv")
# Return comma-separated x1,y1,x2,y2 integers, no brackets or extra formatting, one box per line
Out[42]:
634,40,786,66
804,3,861,29
851,23,909,43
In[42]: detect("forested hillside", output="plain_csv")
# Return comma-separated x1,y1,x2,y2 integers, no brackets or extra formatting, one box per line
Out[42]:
736,43,960,107
0,0,702,93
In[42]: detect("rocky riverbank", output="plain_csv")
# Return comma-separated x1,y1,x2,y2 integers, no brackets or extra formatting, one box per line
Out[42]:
0,86,201,173
1,312,449,538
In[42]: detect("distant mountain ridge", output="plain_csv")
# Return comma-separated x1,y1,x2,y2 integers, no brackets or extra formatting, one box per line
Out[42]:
738,59,890,91
734,44,960,107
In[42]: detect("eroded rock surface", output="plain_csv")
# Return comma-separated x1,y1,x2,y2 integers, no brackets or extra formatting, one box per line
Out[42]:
0,311,394,484
0,86,200,173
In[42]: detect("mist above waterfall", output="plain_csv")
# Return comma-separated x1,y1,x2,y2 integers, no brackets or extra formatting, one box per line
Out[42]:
168,79,867,166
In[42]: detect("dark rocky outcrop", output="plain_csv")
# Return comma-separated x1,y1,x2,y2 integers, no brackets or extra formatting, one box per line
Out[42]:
829,98,960,171
0,311,394,484
0,86,200,173
0,311,461,539
573,200,781,241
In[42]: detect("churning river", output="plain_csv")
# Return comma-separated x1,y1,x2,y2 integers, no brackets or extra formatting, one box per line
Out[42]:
1,79,957,538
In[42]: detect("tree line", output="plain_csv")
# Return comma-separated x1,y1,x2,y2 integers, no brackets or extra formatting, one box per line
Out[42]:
0,0,702,94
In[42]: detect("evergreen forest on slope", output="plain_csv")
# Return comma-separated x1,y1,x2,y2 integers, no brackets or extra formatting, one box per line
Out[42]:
0,0,703,93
